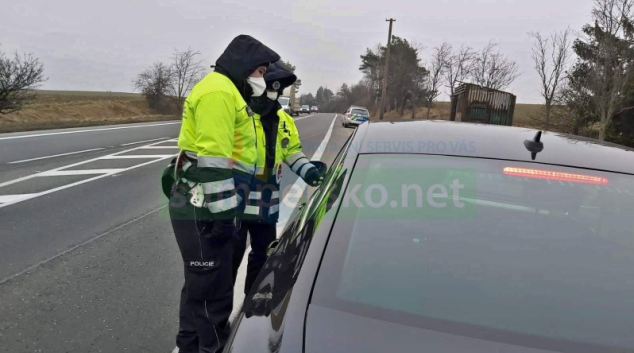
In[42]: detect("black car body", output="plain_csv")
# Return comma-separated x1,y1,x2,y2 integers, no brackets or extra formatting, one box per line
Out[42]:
226,120,634,353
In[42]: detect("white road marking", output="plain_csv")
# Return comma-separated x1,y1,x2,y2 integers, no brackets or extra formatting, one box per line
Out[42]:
0,122,180,141
0,158,172,209
100,154,176,159
120,137,169,146
278,114,337,235
0,194,38,204
230,242,251,322
0,205,167,285
137,145,179,149
7,148,106,164
0,139,176,209
294,114,314,121
38,169,126,176
0,141,164,188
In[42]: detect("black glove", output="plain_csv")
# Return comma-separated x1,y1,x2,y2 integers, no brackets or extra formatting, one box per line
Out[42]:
302,164,325,186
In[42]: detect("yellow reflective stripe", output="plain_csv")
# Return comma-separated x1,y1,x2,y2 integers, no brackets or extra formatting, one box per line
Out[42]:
291,159,310,174
198,156,231,169
244,205,260,215
284,152,306,166
271,191,279,199
181,160,192,172
181,178,196,188
249,191,262,200
186,151,255,174
207,194,238,213
234,160,256,174
202,179,234,194
268,204,279,215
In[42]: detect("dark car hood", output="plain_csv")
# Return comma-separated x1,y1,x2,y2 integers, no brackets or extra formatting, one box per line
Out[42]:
305,305,560,353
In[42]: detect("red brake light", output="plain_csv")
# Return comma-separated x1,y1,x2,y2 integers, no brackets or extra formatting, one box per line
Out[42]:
503,167,608,185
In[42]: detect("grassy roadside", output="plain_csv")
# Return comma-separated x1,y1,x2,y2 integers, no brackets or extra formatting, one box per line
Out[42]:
0,90,179,133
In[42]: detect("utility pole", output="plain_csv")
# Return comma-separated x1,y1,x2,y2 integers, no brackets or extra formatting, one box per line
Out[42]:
379,18,395,120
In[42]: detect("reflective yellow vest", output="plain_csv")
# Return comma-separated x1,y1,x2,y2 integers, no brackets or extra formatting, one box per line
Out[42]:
244,109,307,222
177,71,257,218
254,109,303,177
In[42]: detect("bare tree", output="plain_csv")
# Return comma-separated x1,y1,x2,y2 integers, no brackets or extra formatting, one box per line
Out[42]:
134,62,173,112
169,48,205,110
444,44,475,96
0,46,46,115
585,0,634,140
529,28,572,130
472,41,521,90
424,43,451,119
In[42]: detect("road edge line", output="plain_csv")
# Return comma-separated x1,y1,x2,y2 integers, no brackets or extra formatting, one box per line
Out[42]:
276,114,338,237
0,122,180,141
7,148,107,164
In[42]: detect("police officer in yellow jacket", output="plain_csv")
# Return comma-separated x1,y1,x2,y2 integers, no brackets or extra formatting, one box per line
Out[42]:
231,61,325,295
168,35,279,353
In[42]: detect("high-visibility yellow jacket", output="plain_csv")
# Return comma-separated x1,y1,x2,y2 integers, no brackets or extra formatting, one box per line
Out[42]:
254,109,303,176
177,71,257,219
243,109,312,223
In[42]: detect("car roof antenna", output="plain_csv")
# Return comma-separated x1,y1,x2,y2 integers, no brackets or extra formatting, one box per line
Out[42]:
524,131,544,161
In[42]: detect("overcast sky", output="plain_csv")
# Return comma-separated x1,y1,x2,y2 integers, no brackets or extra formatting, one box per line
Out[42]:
2,0,595,103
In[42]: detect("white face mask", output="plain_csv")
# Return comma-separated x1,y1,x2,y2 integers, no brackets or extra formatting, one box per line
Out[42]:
266,91,279,101
247,77,266,97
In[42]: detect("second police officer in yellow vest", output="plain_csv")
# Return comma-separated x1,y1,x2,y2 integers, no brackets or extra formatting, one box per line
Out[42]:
232,61,325,295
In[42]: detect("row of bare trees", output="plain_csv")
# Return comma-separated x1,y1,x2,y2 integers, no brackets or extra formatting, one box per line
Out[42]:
317,0,633,145
527,0,634,144
318,38,521,120
134,48,206,113
423,40,521,119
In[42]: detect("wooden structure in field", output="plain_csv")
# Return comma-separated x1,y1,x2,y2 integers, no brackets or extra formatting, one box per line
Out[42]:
450,83,516,126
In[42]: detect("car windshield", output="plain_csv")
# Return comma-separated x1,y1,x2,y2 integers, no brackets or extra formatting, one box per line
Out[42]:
302,105,309,108
312,154,634,351
278,97,289,105
351,109,369,116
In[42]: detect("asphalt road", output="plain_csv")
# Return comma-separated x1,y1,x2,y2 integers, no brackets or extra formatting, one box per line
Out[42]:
0,113,353,352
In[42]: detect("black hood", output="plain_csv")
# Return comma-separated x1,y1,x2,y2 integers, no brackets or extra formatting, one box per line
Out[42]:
265,61,297,94
215,34,280,87
251,62,295,116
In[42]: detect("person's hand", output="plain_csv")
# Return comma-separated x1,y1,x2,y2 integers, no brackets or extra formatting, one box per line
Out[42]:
302,164,325,186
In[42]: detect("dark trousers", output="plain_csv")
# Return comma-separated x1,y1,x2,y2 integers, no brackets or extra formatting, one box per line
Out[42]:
169,184,234,353
232,220,277,295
